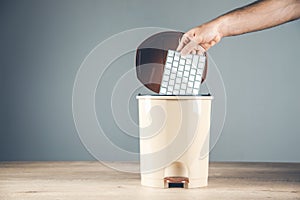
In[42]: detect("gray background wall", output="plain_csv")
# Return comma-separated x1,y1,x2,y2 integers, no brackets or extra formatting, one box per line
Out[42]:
1,0,299,162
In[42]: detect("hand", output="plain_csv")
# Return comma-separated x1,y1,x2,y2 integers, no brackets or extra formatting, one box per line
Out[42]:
177,21,223,56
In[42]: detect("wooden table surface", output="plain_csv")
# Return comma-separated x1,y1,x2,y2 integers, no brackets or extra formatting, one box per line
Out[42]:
0,162,299,200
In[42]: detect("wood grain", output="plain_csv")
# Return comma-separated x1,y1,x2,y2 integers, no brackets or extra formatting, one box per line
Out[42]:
0,162,299,200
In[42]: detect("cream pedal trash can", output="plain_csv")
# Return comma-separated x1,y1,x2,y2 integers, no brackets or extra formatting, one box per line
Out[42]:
136,95,213,188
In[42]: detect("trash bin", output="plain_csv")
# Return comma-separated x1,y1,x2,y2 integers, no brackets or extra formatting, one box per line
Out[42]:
136,95,213,188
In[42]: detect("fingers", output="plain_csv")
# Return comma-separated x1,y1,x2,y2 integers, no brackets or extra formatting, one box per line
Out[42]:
176,34,190,52
177,33,206,56
180,41,206,56
180,40,198,56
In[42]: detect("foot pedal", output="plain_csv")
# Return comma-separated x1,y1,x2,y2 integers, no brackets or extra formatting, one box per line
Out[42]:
164,177,189,188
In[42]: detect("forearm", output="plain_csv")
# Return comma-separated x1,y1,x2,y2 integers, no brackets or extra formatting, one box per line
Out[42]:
214,0,300,37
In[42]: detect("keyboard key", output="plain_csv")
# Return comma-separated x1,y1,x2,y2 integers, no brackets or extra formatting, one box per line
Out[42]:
174,84,180,90
173,61,178,67
169,79,175,85
193,89,199,94
173,90,179,95
165,69,170,75
184,71,189,77
185,65,190,71
160,88,166,94
192,55,199,68
163,76,169,81
168,50,175,56
178,65,184,71
182,77,188,84
167,57,173,63
165,63,171,69
194,81,200,88
175,51,180,57
196,75,201,81
186,88,192,93
190,69,196,75
177,71,183,77
181,83,187,89
179,59,185,65
186,54,192,59
162,81,168,87
199,55,206,63
174,56,180,61
189,75,195,81
186,59,192,64
170,74,176,79
180,90,185,94
171,68,177,74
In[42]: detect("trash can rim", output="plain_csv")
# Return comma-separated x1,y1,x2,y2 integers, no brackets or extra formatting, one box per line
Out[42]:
136,95,213,100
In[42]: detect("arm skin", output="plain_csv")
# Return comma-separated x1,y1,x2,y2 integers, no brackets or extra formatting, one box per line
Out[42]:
177,0,300,55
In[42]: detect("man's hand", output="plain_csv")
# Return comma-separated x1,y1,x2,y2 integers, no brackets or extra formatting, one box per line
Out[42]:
177,0,300,56
177,21,223,56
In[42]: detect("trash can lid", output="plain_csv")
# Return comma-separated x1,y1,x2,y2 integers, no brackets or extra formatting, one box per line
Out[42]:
136,94,213,100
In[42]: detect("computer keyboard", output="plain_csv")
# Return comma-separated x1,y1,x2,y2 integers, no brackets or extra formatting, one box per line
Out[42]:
159,50,206,95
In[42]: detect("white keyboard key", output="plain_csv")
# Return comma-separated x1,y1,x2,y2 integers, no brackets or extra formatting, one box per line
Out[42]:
188,82,194,87
169,79,175,85
165,63,171,69
173,61,178,67
174,84,180,90
189,75,195,81
180,90,185,94
193,89,199,94
167,57,173,63
163,76,169,81
194,81,200,88
199,55,206,63
186,88,192,93
184,71,189,77
178,65,184,71
174,55,180,61
185,65,190,71
179,59,185,65
168,50,175,56
190,69,196,75
182,77,188,83
186,54,192,59
162,81,168,87
192,55,199,68
173,90,179,95
196,75,201,81
177,71,183,77
160,88,166,94
170,74,176,79
175,51,180,57
186,59,192,65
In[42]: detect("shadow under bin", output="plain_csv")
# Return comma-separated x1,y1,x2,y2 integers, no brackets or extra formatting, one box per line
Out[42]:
136,95,213,188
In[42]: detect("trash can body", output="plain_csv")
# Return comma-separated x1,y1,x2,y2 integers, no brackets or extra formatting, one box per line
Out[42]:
136,95,213,188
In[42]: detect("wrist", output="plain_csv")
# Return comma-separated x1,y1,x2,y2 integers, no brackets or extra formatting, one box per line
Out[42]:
214,15,228,38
